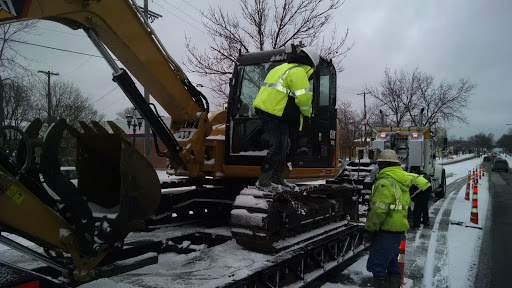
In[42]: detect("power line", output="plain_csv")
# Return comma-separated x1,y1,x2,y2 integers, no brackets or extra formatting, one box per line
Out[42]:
162,0,203,25
152,2,206,35
98,94,129,113
180,0,202,14
92,86,119,104
7,39,104,58
60,57,93,76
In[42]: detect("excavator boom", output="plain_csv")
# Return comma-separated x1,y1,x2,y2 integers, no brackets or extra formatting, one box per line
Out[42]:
0,0,216,175
3,0,205,124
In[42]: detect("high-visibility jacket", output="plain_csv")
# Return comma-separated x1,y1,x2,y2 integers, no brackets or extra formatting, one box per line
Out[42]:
365,166,412,232
406,172,432,199
253,63,314,130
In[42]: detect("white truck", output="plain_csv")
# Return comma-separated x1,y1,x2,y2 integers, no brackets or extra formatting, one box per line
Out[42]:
371,126,447,198
330,126,447,205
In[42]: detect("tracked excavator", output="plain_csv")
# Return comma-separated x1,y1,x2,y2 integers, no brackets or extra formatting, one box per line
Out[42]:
0,0,365,286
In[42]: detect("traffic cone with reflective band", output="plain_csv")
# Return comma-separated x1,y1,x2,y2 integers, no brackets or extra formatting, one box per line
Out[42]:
465,171,471,200
479,165,482,179
475,167,479,185
398,234,406,286
482,166,485,177
470,180,479,225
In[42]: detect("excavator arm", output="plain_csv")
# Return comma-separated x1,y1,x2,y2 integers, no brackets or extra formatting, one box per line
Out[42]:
1,0,213,176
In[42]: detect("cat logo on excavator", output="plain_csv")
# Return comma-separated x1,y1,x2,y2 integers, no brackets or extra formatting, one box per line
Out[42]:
0,0,29,22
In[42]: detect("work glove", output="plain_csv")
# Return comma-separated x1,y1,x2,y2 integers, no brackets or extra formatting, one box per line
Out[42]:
363,230,375,244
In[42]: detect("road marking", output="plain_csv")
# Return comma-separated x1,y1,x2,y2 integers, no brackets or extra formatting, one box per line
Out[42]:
423,189,454,288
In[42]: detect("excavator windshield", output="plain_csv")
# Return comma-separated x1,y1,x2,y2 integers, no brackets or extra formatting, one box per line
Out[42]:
226,48,338,173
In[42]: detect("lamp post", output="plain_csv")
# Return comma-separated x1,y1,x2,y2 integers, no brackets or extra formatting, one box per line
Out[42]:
125,114,143,146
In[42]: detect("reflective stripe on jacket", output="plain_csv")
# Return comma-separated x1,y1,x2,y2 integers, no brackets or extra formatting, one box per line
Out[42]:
253,63,313,130
365,166,412,232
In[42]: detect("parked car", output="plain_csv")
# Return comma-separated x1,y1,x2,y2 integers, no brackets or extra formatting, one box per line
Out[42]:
491,159,509,172
483,155,491,162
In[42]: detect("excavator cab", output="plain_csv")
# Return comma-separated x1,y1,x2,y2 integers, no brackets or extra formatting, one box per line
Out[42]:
225,47,339,178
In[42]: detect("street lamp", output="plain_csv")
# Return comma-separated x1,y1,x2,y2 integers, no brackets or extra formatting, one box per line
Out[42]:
125,114,144,145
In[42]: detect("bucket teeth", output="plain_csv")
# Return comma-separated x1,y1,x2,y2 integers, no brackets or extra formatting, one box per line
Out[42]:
91,120,110,134
107,121,128,139
79,121,96,134
26,118,161,253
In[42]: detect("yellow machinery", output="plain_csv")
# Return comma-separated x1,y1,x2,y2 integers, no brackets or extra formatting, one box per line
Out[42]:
0,0,358,284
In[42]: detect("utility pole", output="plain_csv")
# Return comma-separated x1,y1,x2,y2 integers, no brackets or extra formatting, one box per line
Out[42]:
357,91,371,146
38,70,59,125
143,0,152,160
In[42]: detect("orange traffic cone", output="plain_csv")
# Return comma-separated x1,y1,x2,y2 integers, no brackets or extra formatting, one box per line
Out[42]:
465,171,471,200
482,166,485,177
398,235,406,286
470,181,479,225
479,165,482,179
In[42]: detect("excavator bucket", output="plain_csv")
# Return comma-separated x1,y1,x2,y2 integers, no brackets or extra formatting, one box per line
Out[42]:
40,119,161,243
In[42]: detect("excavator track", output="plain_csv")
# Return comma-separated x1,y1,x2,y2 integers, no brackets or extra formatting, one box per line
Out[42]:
230,184,359,253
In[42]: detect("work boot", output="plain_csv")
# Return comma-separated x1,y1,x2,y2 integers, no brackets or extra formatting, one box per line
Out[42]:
271,161,299,191
388,273,402,288
256,170,273,189
372,276,389,288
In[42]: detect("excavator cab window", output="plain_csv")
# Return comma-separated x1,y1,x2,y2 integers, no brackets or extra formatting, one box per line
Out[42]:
228,62,282,160
226,50,337,170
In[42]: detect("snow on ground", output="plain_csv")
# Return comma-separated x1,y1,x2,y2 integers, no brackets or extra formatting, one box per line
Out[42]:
321,153,495,288
1,153,501,288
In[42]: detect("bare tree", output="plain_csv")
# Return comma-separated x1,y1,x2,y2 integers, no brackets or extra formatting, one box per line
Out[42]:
185,0,352,101
33,79,104,165
496,129,512,154
367,67,420,126
115,106,139,120
468,132,494,155
33,79,103,127
2,78,34,127
368,67,475,127
414,77,474,126
337,100,362,160
0,21,39,126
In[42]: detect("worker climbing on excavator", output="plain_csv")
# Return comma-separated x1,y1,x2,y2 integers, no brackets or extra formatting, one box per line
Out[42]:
252,45,319,191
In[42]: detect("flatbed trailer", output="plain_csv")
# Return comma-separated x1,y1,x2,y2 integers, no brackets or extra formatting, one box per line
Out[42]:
1,220,367,288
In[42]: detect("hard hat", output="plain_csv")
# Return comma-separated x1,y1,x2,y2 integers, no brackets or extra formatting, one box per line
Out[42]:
376,149,401,163
298,47,320,68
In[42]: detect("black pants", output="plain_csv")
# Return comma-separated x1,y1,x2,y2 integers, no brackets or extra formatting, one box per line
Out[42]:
413,186,432,226
258,113,290,173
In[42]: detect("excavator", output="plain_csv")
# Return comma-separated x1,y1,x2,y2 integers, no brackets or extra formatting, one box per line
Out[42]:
0,0,365,286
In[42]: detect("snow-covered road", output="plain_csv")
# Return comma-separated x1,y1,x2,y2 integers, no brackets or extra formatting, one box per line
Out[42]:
321,154,492,288
0,154,493,288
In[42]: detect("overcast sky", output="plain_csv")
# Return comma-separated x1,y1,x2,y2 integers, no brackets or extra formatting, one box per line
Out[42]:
14,0,512,141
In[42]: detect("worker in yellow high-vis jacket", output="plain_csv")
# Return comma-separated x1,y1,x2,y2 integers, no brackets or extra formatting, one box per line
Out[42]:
364,149,411,288
252,46,319,191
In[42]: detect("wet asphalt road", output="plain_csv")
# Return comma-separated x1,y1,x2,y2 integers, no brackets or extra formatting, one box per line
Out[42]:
474,163,512,288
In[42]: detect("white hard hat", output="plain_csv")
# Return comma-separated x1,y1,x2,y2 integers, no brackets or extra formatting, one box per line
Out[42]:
376,149,401,163
298,47,320,68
